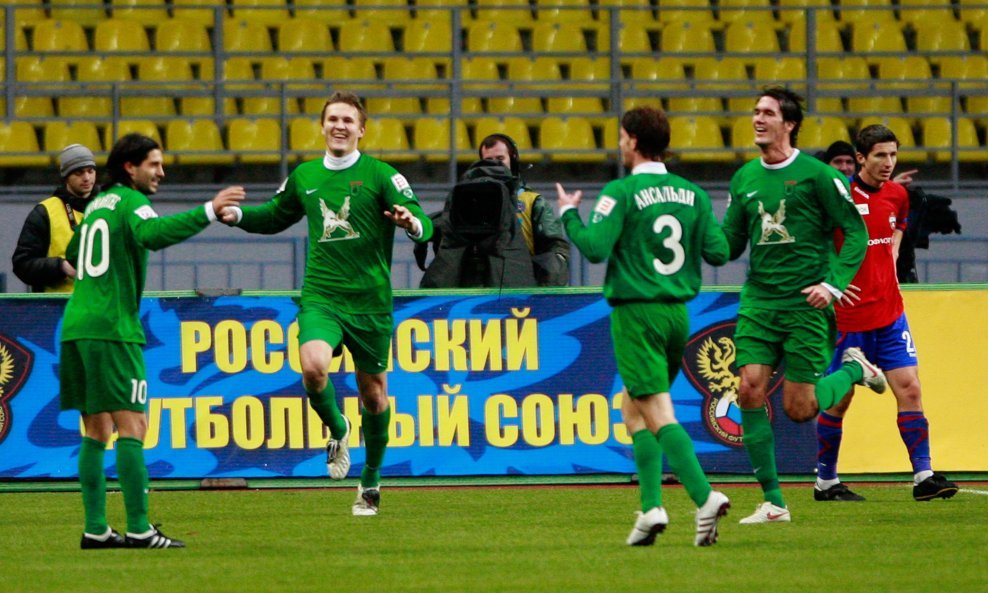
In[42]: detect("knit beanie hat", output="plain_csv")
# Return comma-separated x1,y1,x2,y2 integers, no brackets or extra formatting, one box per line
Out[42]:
59,144,96,178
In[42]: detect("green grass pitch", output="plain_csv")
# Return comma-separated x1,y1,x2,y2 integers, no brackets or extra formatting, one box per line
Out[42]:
1,482,986,593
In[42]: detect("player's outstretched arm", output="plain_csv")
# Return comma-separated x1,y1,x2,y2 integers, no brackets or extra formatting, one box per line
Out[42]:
384,204,431,241
211,186,246,219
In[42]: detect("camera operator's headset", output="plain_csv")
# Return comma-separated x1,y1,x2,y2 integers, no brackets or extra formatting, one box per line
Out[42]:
478,133,521,178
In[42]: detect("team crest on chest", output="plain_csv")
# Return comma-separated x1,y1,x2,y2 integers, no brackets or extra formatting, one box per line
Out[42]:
318,196,360,242
756,200,795,245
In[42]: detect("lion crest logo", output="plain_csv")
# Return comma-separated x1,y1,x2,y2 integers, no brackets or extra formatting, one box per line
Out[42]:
0,335,33,444
681,321,782,447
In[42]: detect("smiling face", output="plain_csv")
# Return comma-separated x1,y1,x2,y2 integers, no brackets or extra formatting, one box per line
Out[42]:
752,95,794,153
321,102,365,157
857,141,898,187
126,149,164,195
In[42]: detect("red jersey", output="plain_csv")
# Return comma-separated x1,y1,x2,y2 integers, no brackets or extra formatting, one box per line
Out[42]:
834,177,909,332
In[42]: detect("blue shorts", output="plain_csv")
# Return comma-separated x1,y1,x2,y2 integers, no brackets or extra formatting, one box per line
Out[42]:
828,312,918,374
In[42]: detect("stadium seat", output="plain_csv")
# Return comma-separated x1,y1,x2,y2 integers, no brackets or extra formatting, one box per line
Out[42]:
667,116,728,163
539,116,603,163
532,21,588,55
10,0,47,25
413,118,472,162
718,0,776,24
694,57,755,118
111,0,169,26
788,19,844,54
939,55,988,89
847,95,905,120
858,116,924,162
654,0,712,25
475,0,534,25
293,0,348,23
535,0,595,24
959,0,988,25
352,0,412,24
48,0,107,28
224,18,275,54
777,0,835,24
404,19,453,55
289,117,324,159
0,121,49,167
165,119,233,165
730,116,760,160
171,0,225,26
598,22,654,59
752,57,807,88
228,118,282,164
93,18,151,68
120,95,178,121
44,121,102,159
277,19,333,54
60,57,130,119
817,57,871,115
243,58,306,115
460,57,500,115
337,19,396,55
466,20,523,54
155,18,213,54
897,0,954,26
490,58,557,115
360,117,416,163
914,21,971,67
922,117,987,163
850,20,906,56
836,0,895,24
799,115,851,152
372,56,438,115
230,0,291,25
319,57,383,99
627,57,688,92
14,57,67,118
724,19,781,55
659,21,715,66
104,120,169,162
31,19,89,67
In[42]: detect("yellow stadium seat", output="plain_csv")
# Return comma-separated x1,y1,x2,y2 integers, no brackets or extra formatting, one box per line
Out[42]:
668,116,729,163
165,119,233,165
595,0,654,26
817,56,872,112
847,95,905,119
475,0,534,24
489,58,556,115
778,0,835,24
897,0,954,26
837,0,895,24
49,0,106,28
752,57,807,87
59,57,130,119
788,19,844,54
171,0,225,26
156,19,212,53
104,120,171,163
939,56,988,95
539,116,603,163
243,59,303,116
730,116,760,160
293,0,349,23
413,118,473,162
915,21,971,67
598,22,655,58
93,18,151,68
120,96,178,120
319,57,383,101
858,116,925,162
724,19,780,55
798,115,851,152
851,20,907,55
230,0,291,25
718,0,777,24
10,0,47,25
44,121,103,162
655,0,713,24
922,117,987,162
381,56,448,114
338,19,396,54
352,0,412,23
694,57,755,118
536,0,595,23
667,93,724,119
0,22,27,54
289,117,324,160
0,121,49,167
474,116,534,149
404,19,453,54
659,21,715,64
111,0,169,26
361,117,416,163
224,18,275,54
31,19,88,65
459,57,500,115
277,19,333,55
14,57,67,118
959,0,988,25
466,20,523,58
532,21,587,54
228,118,282,164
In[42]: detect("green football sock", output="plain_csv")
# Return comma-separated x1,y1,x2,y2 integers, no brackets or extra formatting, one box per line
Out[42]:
814,363,861,410
307,380,348,439
631,429,663,511
741,407,786,508
115,437,150,534
360,407,391,488
79,437,108,535
656,424,712,507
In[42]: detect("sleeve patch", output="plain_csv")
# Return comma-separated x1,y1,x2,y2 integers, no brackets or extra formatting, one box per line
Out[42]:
833,178,853,202
594,195,617,216
276,177,288,194
134,205,158,220
391,173,410,192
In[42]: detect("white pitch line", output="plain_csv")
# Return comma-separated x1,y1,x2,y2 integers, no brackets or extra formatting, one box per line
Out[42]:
958,488,988,496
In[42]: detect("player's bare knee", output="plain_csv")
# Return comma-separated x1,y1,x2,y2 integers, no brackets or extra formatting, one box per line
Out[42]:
784,399,817,423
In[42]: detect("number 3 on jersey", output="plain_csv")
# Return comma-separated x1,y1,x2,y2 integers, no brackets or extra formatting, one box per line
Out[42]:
75,220,110,280
652,214,685,275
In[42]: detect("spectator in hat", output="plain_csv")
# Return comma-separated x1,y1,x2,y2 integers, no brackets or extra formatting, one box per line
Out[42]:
12,144,99,292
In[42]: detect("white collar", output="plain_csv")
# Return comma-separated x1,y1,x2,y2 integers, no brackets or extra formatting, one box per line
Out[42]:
760,148,800,170
323,150,361,170
631,161,668,175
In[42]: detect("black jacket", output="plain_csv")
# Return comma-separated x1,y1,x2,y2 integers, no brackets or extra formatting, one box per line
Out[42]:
11,185,95,292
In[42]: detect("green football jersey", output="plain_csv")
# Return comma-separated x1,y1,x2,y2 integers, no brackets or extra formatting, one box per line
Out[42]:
723,150,868,309
562,162,729,304
237,153,433,314
61,184,212,344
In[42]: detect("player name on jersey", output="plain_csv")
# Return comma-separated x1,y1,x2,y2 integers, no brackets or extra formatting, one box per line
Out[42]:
634,186,696,210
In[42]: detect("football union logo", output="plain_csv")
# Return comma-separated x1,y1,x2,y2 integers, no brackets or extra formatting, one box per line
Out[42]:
0,334,33,444
681,321,783,447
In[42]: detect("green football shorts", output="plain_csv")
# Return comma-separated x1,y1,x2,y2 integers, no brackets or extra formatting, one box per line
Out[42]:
734,306,836,384
611,301,689,399
59,340,147,414
297,299,393,374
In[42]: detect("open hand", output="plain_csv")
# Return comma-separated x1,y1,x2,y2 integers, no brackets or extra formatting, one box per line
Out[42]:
556,182,582,210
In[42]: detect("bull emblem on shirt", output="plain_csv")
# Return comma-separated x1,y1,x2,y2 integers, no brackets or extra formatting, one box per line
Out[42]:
757,200,795,245
319,196,360,242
